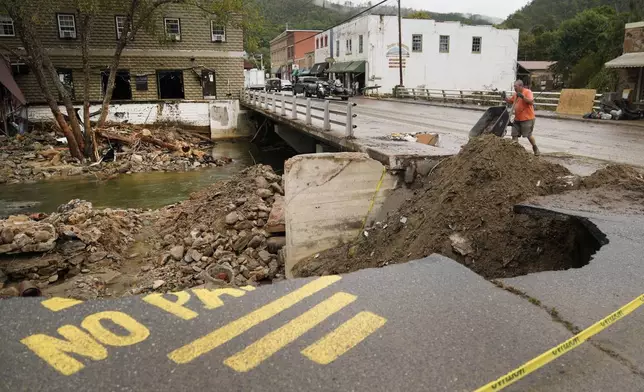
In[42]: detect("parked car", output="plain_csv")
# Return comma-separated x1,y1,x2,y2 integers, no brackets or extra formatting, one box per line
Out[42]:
294,76,329,99
265,78,282,92
281,79,293,91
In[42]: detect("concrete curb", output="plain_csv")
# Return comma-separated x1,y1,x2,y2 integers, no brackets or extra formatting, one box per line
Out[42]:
362,96,644,129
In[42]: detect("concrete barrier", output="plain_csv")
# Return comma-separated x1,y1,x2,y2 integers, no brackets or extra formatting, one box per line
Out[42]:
284,153,398,277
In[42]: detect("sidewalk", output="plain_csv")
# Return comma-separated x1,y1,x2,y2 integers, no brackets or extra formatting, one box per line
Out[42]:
363,96,644,129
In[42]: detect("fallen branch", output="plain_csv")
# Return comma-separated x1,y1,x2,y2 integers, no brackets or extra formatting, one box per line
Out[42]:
96,129,183,152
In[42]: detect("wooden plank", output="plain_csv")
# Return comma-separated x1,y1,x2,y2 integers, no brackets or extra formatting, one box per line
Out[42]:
556,89,597,116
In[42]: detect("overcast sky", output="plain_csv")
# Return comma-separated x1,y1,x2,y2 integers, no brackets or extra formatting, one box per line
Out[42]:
353,0,533,19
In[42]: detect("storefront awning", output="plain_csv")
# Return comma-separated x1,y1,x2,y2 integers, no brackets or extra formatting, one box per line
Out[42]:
345,61,366,74
327,61,366,74
309,62,328,75
327,61,352,73
605,52,644,68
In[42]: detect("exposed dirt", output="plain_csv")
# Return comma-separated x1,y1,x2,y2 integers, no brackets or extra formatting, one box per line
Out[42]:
294,136,606,280
582,164,644,192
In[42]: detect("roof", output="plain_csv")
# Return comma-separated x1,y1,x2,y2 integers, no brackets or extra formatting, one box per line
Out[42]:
0,60,26,105
517,61,557,71
625,21,644,29
605,52,644,68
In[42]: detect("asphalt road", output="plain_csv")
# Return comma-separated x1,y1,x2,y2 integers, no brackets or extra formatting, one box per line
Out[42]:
1,250,642,391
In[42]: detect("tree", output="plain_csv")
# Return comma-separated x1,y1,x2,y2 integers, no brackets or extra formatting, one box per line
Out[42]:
406,11,431,20
97,0,259,126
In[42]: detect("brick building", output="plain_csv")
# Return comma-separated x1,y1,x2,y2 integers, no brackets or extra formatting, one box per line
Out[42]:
606,21,644,106
269,29,320,80
0,1,244,104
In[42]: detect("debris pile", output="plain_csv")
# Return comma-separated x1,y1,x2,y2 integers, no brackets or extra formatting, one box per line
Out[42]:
582,164,644,191
294,136,584,279
0,200,145,298
136,165,286,293
0,125,230,184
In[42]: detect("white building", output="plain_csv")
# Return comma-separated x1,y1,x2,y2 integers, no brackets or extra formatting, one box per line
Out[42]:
314,15,519,93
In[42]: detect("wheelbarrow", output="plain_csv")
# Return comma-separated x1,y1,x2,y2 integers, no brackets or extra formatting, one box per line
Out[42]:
468,105,512,138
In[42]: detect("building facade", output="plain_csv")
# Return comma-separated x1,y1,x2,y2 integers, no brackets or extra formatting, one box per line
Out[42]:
270,29,320,80
314,15,519,93
606,21,644,106
0,1,244,104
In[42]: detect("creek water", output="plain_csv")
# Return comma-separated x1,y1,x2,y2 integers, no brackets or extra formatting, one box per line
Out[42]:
0,140,259,216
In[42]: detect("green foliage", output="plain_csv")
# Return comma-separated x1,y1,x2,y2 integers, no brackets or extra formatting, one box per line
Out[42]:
406,11,431,20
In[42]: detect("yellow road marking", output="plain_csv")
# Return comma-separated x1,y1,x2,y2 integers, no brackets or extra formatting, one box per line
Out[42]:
41,298,83,312
224,292,356,372
143,291,198,320
81,311,150,347
192,288,247,310
21,326,107,376
302,311,387,365
168,276,341,364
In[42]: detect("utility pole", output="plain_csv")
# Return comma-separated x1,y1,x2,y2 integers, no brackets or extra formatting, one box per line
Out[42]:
397,0,403,87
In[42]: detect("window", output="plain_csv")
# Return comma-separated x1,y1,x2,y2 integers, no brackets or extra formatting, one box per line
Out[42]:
412,34,422,52
115,16,126,39
336,40,340,57
164,18,181,40
0,16,14,37
157,70,185,99
359,35,363,53
102,70,132,100
57,68,74,99
211,22,225,42
439,35,450,53
287,46,293,58
57,14,76,39
346,39,352,54
472,36,482,53
324,36,328,47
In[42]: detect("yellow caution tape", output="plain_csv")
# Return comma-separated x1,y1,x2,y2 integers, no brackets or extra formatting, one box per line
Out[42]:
358,167,387,238
474,293,644,392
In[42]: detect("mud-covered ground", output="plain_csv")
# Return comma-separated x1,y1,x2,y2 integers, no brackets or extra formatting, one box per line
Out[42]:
294,136,644,280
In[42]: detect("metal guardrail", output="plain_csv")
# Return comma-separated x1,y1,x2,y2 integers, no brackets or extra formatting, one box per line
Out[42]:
391,87,602,111
241,90,357,137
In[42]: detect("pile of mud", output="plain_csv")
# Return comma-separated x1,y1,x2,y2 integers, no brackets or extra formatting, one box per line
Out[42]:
295,136,591,279
583,164,644,191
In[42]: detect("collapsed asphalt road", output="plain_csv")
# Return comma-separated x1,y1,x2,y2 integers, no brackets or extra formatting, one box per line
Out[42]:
1,204,643,392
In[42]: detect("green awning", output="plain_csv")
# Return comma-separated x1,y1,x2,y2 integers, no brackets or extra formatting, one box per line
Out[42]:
345,61,366,73
327,61,351,73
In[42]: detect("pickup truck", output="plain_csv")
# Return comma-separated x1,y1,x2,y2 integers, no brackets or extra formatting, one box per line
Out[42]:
294,77,329,99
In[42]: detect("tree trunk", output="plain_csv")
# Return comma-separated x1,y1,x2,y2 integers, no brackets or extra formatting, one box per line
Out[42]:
79,12,99,161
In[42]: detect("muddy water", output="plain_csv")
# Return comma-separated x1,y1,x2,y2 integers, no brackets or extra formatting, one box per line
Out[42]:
0,141,256,216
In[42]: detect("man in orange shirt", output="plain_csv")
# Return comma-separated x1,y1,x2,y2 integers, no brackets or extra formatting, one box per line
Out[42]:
504,80,540,156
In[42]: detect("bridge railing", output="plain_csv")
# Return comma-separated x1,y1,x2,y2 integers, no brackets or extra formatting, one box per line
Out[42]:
392,87,602,111
241,90,357,138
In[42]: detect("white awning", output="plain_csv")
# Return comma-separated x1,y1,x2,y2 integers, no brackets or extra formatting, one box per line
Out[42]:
605,52,644,69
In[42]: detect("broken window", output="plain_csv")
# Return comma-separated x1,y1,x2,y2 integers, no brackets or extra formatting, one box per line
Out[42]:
164,18,181,41
57,13,77,39
101,70,132,100
0,16,14,37
472,36,482,53
439,35,450,53
56,68,74,99
157,70,184,99
211,22,225,42
412,34,422,52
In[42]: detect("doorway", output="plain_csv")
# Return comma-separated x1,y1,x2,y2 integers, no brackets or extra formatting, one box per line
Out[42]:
157,70,185,99
201,69,216,98
101,70,132,100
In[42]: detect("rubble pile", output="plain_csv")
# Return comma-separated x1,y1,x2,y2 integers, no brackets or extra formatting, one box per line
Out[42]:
0,125,231,184
294,136,583,279
136,165,286,293
0,200,145,297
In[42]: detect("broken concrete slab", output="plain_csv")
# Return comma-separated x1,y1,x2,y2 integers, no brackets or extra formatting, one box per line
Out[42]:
284,153,398,277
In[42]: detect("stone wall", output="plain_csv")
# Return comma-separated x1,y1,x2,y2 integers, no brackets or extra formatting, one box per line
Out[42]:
624,23,644,53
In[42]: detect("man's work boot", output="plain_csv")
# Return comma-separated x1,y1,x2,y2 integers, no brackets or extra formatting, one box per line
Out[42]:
512,137,519,142
533,145,541,156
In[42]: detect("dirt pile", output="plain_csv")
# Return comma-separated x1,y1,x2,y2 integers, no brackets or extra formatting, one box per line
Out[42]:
0,125,230,184
582,164,644,191
294,136,586,279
